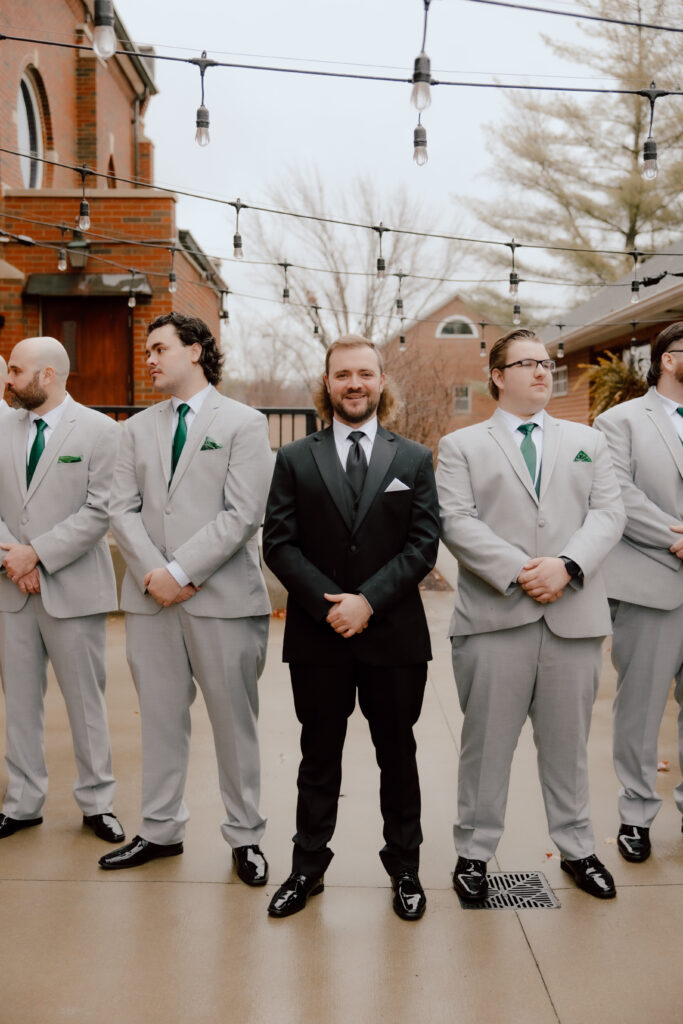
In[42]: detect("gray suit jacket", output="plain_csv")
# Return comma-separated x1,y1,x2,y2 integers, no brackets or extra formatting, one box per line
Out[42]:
437,409,626,639
594,389,683,610
0,396,119,618
109,387,272,618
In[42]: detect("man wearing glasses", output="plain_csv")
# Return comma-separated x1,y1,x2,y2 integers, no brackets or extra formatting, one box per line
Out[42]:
437,328,625,902
594,323,683,864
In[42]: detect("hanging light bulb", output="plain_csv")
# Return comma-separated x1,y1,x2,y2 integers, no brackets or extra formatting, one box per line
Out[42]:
282,286,290,303
479,321,487,358
411,52,431,112
311,304,320,337
78,198,90,232
376,257,386,279
168,271,177,294
374,223,388,278
513,304,521,326
399,317,406,353
232,199,245,258
630,279,640,303
219,289,230,321
195,105,210,147
396,296,403,314
554,322,565,360
128,292,136,308
509,271,519,297
93,0,116,60
57,248,67,272
190,52,217,147
413,120,428,166
642,137,658,180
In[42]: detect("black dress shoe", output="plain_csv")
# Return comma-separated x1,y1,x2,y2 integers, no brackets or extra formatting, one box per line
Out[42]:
560,854,616,899
232,844,269,886
0,813,42,839
453,856,488,903
83,813,126,844
391,870,426,920
617,824,651,863
267,873,324,918
98,835,183,870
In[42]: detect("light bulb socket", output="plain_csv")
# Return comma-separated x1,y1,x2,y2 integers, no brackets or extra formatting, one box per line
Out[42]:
168,271,177,294
195,105,210,146
282,287,290,303
557,340,565,359
411,53,432,112
376,257,386,278
630,280,640,302
399,335,406,352
94,0,115,28
233,232,243,258
313,324,319,336
509,271,519,296
57,248,67,272
396,297,403,314
479,339,486,358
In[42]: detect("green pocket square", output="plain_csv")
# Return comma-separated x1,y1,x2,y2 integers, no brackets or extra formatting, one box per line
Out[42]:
58,455,83,463
573,450,592,463
200,436,222,451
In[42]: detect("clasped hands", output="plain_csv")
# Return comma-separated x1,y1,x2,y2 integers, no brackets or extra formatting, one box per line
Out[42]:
144,567,199,607
517,556,571,605
670,524,683,559
324,592,372,638
0,543,41,594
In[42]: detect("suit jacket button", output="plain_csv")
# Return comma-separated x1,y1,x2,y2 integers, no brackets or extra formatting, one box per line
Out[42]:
538,519,546,527
350,544,358,552
164,508,171,515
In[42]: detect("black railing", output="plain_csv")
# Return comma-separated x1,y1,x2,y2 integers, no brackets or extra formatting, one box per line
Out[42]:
92,405,320,446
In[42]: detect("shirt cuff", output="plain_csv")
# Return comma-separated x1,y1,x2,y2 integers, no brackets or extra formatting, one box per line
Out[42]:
166,560,191,588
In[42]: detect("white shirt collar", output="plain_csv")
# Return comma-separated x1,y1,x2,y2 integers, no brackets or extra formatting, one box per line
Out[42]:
172,383,213,416
654,387,683,416
496,407,545,434
332,416,378,443
29,393,69,430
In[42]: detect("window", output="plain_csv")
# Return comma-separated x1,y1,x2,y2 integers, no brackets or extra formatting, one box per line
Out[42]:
453,385,471,413
552,364,568,396
437,316,477,338
17,73,43,188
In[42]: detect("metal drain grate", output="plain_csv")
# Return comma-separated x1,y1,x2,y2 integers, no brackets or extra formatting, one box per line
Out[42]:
459,871,560,910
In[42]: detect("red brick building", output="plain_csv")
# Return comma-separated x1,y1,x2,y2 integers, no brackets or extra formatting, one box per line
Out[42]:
0,0,225,406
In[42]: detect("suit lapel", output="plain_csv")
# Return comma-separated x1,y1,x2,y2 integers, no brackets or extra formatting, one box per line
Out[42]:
168,387,220,495
353,426,397,532
538,415,561,500
488,409,539,504
12,410,30,502
155,400,174,486
643,391,683,478
311,428,354,532
26,397,77,501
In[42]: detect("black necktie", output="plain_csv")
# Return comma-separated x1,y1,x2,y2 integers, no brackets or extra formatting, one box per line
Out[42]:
346,430,368,496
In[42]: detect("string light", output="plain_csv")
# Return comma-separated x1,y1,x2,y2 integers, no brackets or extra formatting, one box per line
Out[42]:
411,0,432,112
127,270,137,308
93,0,116,61
555,322,565,359
629,250,643,303
168,247,177,293
77,165,92,231
395,271,407,314
399,317,406,353
374,222,388,278
479,321,487,358
232,198,245,258
413,117,428,166
311,303,320,336
639,81,668,180
507,238,520,296
279,261,291,303
219,288,230,321
190,51,217,147
513,303,521,325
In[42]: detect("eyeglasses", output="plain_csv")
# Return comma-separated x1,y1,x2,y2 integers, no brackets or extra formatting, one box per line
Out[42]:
666,349,683,355
501,358,556,371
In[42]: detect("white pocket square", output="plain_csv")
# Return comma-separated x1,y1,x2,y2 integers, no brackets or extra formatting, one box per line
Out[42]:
385,478,411,492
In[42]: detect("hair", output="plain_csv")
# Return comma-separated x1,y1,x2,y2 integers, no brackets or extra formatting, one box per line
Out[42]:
311,334,401,425
646,321,683,387
147,312,224,386
488,328,542,400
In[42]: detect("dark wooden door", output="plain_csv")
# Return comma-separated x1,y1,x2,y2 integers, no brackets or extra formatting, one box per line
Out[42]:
42,298,131,406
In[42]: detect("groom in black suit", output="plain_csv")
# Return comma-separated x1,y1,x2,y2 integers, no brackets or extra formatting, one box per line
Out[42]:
263,335,439,920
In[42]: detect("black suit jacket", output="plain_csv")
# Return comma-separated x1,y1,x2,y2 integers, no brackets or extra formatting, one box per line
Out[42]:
262,423,440,666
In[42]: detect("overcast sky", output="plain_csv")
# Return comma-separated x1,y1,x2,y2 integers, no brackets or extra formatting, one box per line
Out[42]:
111,0,600,333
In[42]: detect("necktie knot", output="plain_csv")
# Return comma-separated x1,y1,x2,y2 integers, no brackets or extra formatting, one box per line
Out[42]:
348,430,366,444
26,419,47,487
517,423,536,438
676,406,683,418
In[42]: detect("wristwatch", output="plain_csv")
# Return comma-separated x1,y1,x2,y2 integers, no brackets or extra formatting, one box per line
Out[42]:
560,556,583,581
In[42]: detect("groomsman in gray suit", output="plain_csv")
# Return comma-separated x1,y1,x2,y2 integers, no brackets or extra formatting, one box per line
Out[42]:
0,337,124,844
437,328,625,901
0,354,8,410
594,323,683,863
101,313,272,886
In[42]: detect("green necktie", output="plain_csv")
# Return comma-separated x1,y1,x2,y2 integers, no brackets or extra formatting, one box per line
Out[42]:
677,406,683,445
171,403,190,477
26,419,47,487
517,423,539,493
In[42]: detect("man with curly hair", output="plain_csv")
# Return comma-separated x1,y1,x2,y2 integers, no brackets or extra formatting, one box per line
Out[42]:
100,313,273,887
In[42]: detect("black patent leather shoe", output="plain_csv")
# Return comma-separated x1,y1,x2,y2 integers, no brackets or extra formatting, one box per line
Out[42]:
391,870,426,920
560,854,616,899
83,813,126,844
0,813,42,839
98,835,183,870
267,872,324,918
232,844,269,886
617,824,651,863
453,856,488,903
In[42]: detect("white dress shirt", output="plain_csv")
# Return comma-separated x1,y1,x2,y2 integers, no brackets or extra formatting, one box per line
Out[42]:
167,384,213,587
497,407,545,489
654,388,683,443
332,415,378,470
26,394,70,460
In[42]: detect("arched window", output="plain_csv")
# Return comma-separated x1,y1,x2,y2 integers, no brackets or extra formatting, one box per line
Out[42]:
17,72,44,188
436,316,478,338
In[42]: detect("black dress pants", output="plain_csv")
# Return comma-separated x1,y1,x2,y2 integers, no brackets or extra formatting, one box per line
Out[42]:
289,658,427,877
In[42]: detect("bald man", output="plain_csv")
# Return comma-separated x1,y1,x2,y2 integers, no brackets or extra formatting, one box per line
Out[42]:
0,337,124,844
